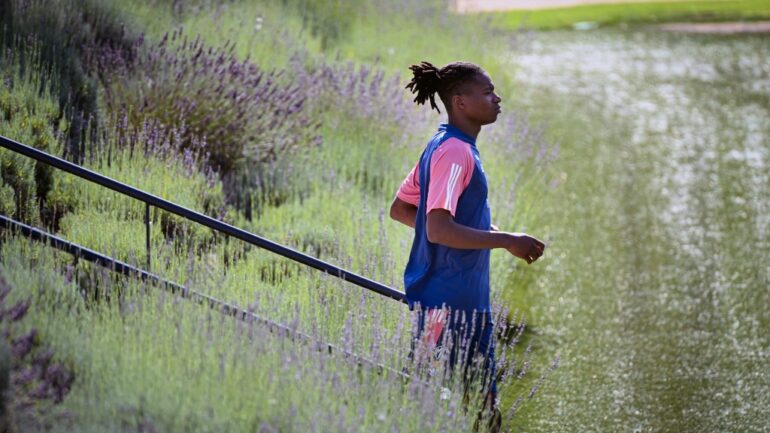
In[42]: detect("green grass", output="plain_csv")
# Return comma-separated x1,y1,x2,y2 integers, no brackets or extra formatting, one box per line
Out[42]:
485,0,770,30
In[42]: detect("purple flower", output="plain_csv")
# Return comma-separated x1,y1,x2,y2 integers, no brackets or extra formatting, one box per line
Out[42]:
12,328,37,359
13,366,38,386
8,298,31,322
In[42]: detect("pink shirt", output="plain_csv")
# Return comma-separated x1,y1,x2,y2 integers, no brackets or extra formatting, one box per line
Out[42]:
396,138,475,217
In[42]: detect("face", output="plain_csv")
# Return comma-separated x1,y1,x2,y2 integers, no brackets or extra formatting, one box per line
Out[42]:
452,72,502,125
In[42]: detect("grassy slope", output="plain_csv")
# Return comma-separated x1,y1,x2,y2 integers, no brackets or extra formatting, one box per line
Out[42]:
485,0,770,30
0,0,564,430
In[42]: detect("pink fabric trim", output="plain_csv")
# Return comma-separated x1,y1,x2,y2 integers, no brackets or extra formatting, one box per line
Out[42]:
422,308,448,346
396,164,420,206
396,138,475,215
425,138,474,217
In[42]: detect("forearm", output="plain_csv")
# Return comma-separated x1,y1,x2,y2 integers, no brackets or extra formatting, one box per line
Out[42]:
427,212,511,250
390,197,417,228
392,206,417,228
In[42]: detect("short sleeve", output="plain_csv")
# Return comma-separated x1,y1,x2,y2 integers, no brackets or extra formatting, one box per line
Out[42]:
396,163,420,206
425,138,475,217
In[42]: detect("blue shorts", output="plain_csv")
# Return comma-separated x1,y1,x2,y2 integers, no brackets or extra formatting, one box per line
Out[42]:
415,309,497,396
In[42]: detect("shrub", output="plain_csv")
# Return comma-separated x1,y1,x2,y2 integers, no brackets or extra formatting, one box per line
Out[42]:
284,52,430,198
102,29,321,212
51,115,230,262
291,51,421,127
0,0,140,161
0,273,74,432
0,52,67,227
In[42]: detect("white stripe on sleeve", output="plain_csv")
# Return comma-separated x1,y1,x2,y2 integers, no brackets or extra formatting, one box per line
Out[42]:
444,163,462,212
444,164,458,210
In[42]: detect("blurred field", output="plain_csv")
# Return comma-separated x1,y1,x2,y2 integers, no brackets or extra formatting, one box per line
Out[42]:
479,0,770,29
504,27,770,432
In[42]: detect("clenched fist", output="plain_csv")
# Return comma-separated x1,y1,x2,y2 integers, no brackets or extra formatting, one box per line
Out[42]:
505,233,545,264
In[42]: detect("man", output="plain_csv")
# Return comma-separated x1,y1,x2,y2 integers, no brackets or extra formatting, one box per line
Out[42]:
390,60,545,412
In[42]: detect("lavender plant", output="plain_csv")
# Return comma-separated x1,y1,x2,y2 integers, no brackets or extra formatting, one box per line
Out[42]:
0,0,139,161
101,28,321,212
0,273,75,432
0,51,67,227
51,115,229,264
482,110,560,316
283,51,432,201
291,51,422,129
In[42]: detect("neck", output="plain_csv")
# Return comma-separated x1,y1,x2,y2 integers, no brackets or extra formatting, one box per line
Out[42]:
447,114,481,141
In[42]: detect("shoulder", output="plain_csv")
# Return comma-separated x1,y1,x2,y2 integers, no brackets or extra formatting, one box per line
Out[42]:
432,137,473,162
428,137,476,182
438,137,472,154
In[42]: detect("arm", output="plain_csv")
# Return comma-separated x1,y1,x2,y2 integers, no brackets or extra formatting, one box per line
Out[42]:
389,196,417,229
391,162,420,228
427,209,545,264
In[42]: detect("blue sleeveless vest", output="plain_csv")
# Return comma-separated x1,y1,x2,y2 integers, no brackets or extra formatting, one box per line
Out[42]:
404,123,491,313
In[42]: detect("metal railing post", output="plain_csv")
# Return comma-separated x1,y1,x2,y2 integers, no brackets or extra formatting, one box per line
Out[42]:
145,203,151,271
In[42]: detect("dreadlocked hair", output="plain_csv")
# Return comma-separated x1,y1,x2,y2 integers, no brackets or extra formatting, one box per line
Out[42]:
405,61,484,113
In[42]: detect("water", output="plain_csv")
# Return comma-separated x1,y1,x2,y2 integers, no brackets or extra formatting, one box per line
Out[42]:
504,29,769,432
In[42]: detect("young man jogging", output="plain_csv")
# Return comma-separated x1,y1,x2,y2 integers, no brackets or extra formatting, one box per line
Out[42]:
390,61,545,414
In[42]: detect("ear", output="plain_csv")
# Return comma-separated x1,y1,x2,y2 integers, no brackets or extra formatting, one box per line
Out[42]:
451,93,465,112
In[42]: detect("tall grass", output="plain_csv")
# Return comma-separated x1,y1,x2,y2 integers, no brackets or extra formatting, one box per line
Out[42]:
0,230,553,432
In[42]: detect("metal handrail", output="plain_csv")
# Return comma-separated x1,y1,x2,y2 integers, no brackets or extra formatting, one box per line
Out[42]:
0,134,406,303
0,214,412,380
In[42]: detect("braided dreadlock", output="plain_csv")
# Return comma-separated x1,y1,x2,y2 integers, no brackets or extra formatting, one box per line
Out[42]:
405,61,484,114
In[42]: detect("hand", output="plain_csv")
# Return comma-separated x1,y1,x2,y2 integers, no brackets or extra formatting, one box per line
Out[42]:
505,233,545,264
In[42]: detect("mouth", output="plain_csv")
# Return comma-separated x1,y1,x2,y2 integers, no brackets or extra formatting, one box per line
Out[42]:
495,106,501,113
